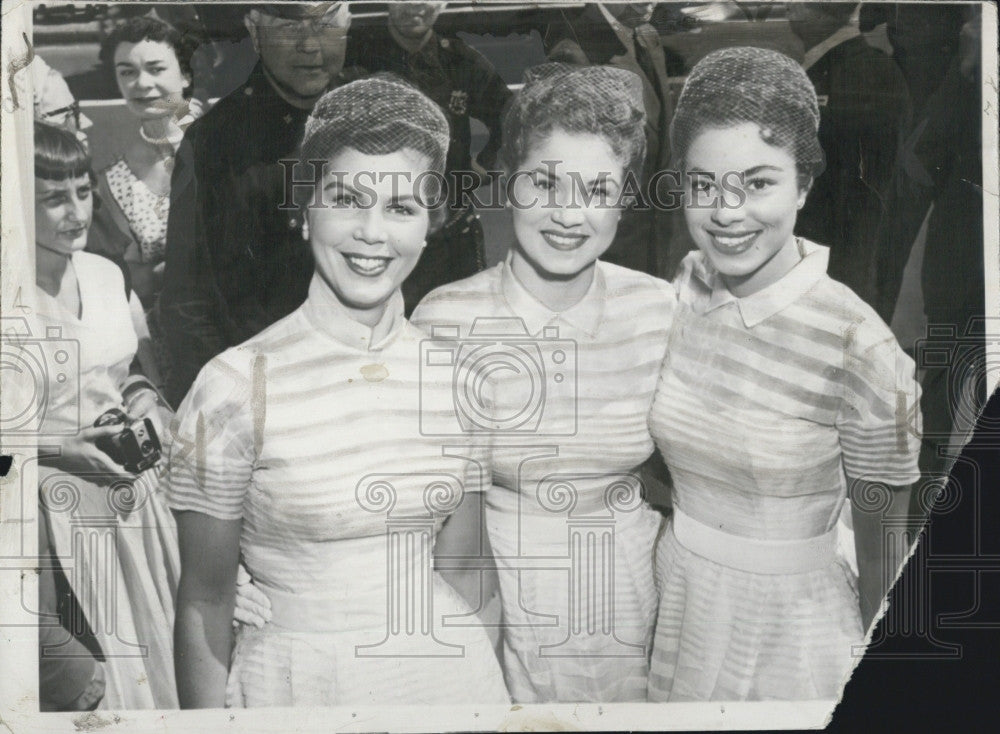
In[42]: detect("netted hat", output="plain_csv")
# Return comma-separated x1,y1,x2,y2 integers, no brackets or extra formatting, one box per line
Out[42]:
671,46,824,181
501,63,647,177
301,75,450,174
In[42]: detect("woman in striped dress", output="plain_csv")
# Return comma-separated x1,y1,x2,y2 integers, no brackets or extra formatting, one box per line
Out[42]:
168,77,508,708
411,64,675,702
646,47,922,701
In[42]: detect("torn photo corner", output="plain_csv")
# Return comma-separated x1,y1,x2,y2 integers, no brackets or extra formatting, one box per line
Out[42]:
2,1,998,731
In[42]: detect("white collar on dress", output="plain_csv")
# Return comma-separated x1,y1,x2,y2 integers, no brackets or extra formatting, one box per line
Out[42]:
301,272,405,351
497,253,606,338
692,239,830,328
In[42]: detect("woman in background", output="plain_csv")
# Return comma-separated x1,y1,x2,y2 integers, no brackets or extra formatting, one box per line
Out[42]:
646,47,922,702
412,64,675,702
31,121,179,709
92,15,202,390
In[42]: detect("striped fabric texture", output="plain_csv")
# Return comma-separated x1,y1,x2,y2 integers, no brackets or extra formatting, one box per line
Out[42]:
647,242,922,701
166,276,508,706
412,259,675,702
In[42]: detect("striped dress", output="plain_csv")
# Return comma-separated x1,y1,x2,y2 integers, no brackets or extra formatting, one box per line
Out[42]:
647,241,922,701
412,259,675,703
166,275,509,706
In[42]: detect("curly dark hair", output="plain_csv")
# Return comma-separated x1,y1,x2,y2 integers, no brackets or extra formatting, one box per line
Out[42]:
670,47,826,188
100,14,199,98
500,63,647,181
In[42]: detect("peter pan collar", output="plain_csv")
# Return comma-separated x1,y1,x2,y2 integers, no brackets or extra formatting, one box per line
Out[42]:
695,239,829,327
302,273,405,351
498,254,606,338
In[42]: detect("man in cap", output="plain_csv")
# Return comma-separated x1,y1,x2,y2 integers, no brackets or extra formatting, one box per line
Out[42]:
346,2,511,312
160,2,353,406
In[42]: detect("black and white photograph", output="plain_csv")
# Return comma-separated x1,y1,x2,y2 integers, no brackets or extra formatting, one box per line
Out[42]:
1,1,997,730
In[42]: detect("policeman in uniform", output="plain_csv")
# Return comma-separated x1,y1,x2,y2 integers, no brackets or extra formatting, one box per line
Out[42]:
347,2,511,312
160,2,354,406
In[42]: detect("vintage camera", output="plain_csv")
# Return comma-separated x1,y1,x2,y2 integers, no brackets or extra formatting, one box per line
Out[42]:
419,317,578,436
93,408,162,473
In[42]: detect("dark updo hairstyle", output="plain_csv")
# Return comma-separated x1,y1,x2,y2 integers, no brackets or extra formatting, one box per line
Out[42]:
35,121,95,185
300,73,452,231
100,14,198,98
500,63,647,182
670,47,825,189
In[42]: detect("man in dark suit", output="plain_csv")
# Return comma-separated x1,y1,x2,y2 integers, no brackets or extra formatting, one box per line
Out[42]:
160,2,353,406
543,3,686,280
788,2,911,309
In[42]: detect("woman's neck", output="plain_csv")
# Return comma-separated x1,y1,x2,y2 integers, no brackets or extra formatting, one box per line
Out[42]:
723,235,802,298
509,248,597,313
140,115,183,148
35,244,71,295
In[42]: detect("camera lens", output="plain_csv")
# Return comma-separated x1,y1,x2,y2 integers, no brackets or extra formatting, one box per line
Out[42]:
141,441,154,454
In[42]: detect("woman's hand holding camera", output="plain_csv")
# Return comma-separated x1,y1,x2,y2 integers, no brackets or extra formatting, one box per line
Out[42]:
124,386,174,448
45,425,140,480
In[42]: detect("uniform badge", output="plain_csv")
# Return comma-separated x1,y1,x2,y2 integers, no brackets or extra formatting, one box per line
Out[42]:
448,90,468,115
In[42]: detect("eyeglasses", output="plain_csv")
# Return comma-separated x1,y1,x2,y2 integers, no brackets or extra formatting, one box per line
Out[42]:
40,101,81,131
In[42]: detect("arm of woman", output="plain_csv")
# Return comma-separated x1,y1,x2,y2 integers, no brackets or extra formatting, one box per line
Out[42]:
850,480,913,631
838,318,922,632
174,510,241,709
434,490,497,614
127,290,165,389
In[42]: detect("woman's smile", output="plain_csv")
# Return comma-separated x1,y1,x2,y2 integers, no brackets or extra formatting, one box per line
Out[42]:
540,229,589,251
705,229,762,255
341,252,393,277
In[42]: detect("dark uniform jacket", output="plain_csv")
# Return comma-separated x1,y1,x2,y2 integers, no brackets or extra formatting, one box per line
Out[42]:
543,4,686,279
795,35,911,309
160,63,331,406
346,25,511,183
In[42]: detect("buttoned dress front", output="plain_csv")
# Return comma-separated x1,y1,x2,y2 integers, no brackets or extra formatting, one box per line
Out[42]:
413,259,675,702
647,242,922,701
167,276,509,706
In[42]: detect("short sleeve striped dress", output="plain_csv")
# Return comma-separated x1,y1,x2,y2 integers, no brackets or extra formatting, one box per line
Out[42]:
166,275,509,706
413,258,676,703
647,241,921,701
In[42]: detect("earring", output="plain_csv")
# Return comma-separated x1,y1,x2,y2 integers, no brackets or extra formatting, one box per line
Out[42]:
420,240,427,249
301,218,310,241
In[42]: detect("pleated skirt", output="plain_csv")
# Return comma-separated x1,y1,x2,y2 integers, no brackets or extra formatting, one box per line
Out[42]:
225,573,509,706
487,499,662,703
39,467,180,709
647,514,863,702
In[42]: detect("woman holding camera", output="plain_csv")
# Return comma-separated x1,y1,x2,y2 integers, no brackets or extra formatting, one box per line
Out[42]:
411,65,675,703
645,47,922,702
31,121,179,709
168,77,509,708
